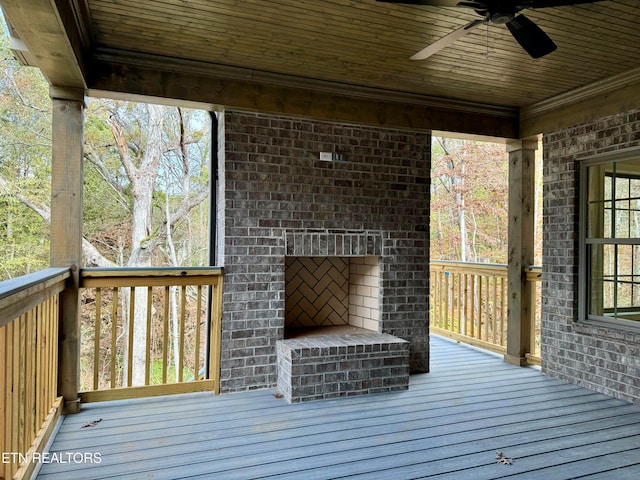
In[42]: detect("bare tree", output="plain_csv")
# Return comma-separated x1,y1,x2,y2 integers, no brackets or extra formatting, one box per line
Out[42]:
4,100,210,386
431,137,509,263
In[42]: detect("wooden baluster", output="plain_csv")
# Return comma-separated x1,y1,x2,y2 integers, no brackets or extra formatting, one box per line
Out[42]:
110,288,118,389
484,276,490,341
470,275,476,339
145,286,153,386
435,271,440,329
46,297,53,415
456,273,461,334
491,276,498,345
179,285,187,382
444,272,450,330
477,276,483,340
162,286,169,384
500,277,506,346
53,296,59,403
530,276,539,357
211,280,224,395
462,273,468,336
94,288,102,390
26,307,35,451
34,307,42,433
127,288,135,387
195,286,202,380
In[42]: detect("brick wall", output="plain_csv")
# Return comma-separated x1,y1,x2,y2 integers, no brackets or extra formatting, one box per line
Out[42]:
218,110,431,393
542,108,640,403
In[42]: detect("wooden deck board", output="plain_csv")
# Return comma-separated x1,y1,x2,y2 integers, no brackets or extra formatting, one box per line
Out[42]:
35,335,640,479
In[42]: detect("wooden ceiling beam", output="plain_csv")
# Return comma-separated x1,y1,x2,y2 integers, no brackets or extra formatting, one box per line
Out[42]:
1,0,88,88
86,50,519,139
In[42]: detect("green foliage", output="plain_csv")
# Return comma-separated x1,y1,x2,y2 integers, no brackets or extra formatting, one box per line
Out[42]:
149,360,194,385
0,196,49,277
0,15,51,279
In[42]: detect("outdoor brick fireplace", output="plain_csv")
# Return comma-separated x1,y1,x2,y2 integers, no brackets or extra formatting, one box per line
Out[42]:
278,231,411,402
217,110,431,395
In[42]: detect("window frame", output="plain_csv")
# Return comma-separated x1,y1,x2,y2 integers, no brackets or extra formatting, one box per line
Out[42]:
578,146,640,333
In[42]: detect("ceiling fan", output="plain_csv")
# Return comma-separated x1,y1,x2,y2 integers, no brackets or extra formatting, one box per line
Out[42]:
376,1,603,59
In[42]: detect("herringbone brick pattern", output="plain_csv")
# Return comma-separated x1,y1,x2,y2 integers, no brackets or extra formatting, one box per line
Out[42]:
285,257,349,327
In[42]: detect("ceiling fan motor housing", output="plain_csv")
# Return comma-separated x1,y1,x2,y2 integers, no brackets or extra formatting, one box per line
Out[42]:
489,12,515,24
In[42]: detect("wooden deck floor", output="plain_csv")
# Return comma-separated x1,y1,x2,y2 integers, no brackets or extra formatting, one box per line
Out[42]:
35,335,640,479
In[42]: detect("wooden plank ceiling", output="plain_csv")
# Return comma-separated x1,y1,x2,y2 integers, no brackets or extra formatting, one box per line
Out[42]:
2,0,640,138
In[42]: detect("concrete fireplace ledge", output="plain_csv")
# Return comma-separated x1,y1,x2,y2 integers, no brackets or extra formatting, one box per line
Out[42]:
276,332,409,403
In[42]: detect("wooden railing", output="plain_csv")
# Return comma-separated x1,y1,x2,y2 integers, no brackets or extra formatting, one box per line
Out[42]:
0,268,69,480
79,267,223,402
430,261,542,365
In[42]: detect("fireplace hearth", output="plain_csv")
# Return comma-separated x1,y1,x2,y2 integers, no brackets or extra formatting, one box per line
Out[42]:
276,330,410,403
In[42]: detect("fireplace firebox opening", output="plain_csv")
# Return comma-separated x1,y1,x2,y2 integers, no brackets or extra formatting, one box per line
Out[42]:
284,255,380,338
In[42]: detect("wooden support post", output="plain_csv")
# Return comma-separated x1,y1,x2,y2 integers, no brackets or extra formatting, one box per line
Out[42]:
505,139,537,366
50,87,85,414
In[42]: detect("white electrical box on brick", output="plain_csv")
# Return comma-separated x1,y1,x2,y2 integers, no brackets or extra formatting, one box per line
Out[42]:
319,152,333,161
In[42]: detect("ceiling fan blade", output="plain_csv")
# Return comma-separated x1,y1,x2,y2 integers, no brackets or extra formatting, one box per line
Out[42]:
506,14,556,58
410,19,485,60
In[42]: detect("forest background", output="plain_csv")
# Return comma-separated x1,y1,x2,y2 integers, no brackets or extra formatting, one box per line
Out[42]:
0,16,212,280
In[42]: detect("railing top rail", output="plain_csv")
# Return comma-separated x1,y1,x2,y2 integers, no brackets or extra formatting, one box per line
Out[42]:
80,266,224,288
0,267,70,301
81,266,223,276
430,260,542,277
0,267,70,328
431,260,542,269
431,259,508,268
430,261,507,277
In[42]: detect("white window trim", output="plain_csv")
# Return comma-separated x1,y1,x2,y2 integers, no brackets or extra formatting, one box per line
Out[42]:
578,146,640,333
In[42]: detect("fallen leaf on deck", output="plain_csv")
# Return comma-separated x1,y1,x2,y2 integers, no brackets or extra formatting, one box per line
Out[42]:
496,450,513,465
81,418,103,428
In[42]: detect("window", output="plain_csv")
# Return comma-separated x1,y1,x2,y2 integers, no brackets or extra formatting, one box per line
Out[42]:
579,148,640,330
